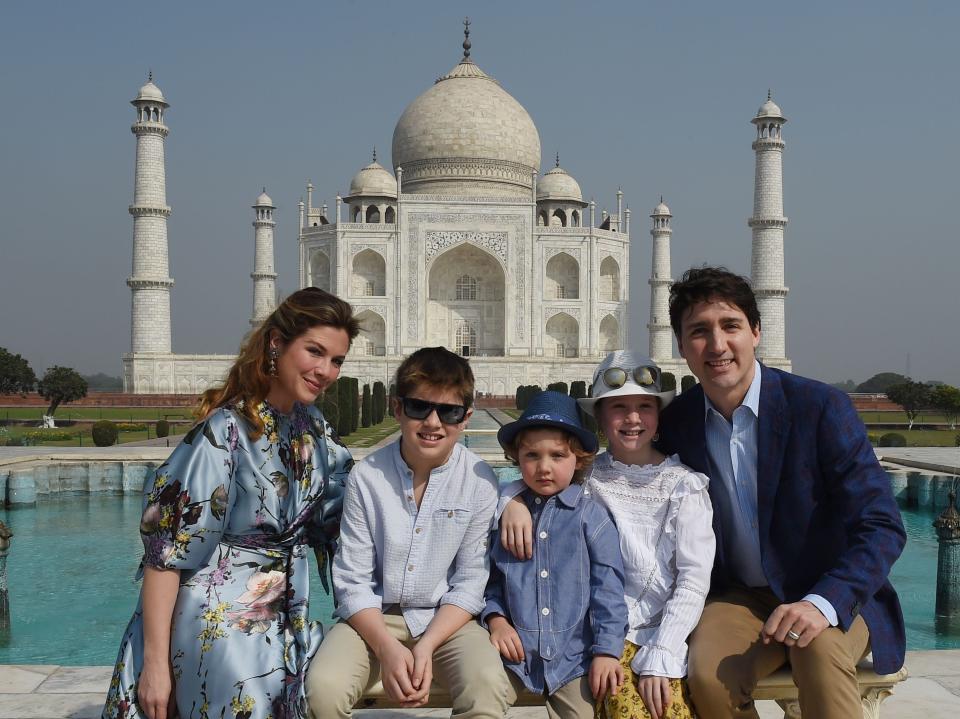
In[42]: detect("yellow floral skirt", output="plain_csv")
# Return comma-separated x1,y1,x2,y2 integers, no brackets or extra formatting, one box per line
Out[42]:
594,641,696,719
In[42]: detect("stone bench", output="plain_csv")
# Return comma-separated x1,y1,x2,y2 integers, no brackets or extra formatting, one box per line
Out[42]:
356,659,908,718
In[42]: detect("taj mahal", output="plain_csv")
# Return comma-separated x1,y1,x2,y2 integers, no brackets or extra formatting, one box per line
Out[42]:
122,24,791,394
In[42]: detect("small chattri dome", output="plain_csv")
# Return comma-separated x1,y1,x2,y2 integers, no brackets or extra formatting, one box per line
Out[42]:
652,199,671,216
755,92,784,120
346,160,397,199
134,77,167,105
254,189,274,207
537,165,583,204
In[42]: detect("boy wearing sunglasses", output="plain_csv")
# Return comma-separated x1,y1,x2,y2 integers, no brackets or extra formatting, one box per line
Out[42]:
307,346,509,719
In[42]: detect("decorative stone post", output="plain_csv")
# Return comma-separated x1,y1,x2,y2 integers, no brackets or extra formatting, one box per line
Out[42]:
0,520,12,631
934,490,960,617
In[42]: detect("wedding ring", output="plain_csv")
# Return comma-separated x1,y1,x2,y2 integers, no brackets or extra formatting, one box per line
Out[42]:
787,630,801,641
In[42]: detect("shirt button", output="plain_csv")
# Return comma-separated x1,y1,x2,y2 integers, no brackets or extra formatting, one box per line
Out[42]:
415,527,422,534
539,531,548,539
534,497,542,504
448,511,454,517
541,607,550,616
540,570,549,578
408,564,415,572
407,494,414,502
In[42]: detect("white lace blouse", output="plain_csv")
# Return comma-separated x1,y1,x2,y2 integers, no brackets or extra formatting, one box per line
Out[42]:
585,452,714,678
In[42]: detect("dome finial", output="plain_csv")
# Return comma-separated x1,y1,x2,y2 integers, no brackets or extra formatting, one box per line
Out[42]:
148,69,153,83
262,186,266,193
555,152,560,168
660,194,663,203
767,88,772,101
372,146,377,163
462,17,471,60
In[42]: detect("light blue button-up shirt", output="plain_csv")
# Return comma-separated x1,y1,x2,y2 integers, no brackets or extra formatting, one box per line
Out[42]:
704,361,837,625
333,440,500,637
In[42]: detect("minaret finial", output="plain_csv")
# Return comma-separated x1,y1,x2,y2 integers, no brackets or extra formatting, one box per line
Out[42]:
555,152,560,168
148,69,153,82
462,17,471,60
767,88,772,101
372,146,377,163
262,186,266,193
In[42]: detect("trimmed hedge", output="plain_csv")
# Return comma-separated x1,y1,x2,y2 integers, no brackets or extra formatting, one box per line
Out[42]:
661,372,677,392
879,432,907,448
570,380,587,400
155,419,170,438
361,384,372,428
681,375,698,392
92,420,119,447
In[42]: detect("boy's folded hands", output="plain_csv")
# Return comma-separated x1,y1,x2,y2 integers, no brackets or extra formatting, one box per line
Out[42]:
589,655,625,700
487,615,526,663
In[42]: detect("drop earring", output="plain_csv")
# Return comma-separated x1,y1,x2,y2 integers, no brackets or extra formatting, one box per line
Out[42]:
268,346,279,376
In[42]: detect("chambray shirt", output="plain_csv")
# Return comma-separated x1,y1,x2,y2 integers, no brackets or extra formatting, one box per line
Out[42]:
482,484,627,695
333,440,500,637
705,361,838,625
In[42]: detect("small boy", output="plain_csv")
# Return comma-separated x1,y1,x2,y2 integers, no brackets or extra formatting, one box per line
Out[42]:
483,390,628,719
306,347,509,719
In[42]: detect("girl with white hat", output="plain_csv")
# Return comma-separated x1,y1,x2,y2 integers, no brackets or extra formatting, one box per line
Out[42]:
498,351,715,719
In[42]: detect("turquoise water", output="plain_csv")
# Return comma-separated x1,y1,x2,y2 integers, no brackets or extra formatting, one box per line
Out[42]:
0,472,955,665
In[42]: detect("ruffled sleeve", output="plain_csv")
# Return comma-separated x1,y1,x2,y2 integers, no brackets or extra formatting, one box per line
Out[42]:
139,410,240,572
631,464,714,678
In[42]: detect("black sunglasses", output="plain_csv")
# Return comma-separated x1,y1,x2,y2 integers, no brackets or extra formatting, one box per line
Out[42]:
400,397,469,424
601,365,661,390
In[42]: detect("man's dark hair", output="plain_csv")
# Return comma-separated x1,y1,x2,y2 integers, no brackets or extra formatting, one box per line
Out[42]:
668,266,761,338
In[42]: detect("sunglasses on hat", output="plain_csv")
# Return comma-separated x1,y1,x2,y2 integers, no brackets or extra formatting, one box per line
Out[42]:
601,365,661,390
400,397,469,424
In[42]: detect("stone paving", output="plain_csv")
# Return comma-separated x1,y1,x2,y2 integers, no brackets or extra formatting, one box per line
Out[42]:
3,651,960,718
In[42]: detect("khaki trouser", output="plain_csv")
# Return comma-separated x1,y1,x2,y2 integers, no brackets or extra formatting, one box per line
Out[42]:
687,585,870,719
505,671,595,719
305,612,510,719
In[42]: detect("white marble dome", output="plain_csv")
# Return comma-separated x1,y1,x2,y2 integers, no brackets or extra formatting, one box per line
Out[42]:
537,165,583,204
346,160,397,199
652,199,671,216
755,96,784,120
391,58,541,197
134,79,167,105
254,190,274,207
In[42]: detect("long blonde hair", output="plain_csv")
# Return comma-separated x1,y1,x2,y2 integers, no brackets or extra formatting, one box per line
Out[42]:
198,288,360,439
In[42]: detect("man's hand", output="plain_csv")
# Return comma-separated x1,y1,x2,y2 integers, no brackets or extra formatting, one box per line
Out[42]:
487,615,525,663
762,600,830,648
636,675,672,719
589,655,624,700
500,496,533,560
374,637,419,704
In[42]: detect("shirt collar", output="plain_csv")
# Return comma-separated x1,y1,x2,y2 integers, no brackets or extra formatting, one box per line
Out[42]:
524,482,584,508
703,360,762,420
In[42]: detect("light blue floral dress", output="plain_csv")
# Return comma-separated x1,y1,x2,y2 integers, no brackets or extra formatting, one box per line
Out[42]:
103,401,352,719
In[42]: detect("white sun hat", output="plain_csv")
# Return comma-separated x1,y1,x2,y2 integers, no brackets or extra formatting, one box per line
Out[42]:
577,350,675,416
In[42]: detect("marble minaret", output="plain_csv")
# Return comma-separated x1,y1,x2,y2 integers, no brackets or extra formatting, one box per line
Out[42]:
749,92,790,370
250,189,278,326
648,198,673,362
127,74,173,354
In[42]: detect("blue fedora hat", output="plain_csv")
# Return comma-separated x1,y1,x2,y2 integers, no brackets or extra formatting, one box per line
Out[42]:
497,390,598,453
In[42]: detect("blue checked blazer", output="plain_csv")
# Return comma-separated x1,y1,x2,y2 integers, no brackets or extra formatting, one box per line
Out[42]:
657,365,906,674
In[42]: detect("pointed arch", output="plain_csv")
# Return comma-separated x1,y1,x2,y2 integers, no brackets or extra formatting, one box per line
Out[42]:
545,252,579,300
354,310,386,356
365,205,381,223
384,206,396,224
352,249,386,296
551,208,567,227
600,256,621,302
599,314,620,352
310,251,331,292
545,312,579,358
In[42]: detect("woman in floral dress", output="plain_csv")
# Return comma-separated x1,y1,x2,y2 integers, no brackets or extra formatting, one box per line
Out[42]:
103,288,359,719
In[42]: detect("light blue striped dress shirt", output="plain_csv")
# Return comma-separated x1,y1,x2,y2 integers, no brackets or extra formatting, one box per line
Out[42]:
333,440,500,637
704,361,837,625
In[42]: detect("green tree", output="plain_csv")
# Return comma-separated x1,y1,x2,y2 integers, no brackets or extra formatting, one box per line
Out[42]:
569,381,587,399
856,372,908,394
661,372,677,392
0,347,37,395
361,384,372,428
931,384,960,430
681,375,697,393
373,381,386,424
336,378,352,436
546,381,568,395
350,377,360,433
886,380,932,430
38,366,88,415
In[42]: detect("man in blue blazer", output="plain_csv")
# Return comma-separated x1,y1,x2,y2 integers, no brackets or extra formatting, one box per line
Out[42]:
657,267,905,719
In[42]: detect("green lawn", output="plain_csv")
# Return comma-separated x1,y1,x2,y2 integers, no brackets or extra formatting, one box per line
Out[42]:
341,418,400,448
858,410,951,424
869,429,959,448
0,406,195,422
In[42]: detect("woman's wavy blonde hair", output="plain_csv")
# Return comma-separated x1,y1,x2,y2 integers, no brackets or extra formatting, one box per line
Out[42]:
197,287,360,439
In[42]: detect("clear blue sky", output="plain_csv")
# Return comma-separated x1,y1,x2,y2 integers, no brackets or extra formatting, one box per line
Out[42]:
1,0,958,385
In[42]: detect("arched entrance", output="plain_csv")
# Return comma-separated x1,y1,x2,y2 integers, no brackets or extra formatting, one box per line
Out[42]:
545,312,579,357
427,244,505,356
354,310,386,356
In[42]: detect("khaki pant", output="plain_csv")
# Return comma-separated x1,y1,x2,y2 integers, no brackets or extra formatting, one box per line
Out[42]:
305,613,510,719
687,586,870,719
505,671,595,719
